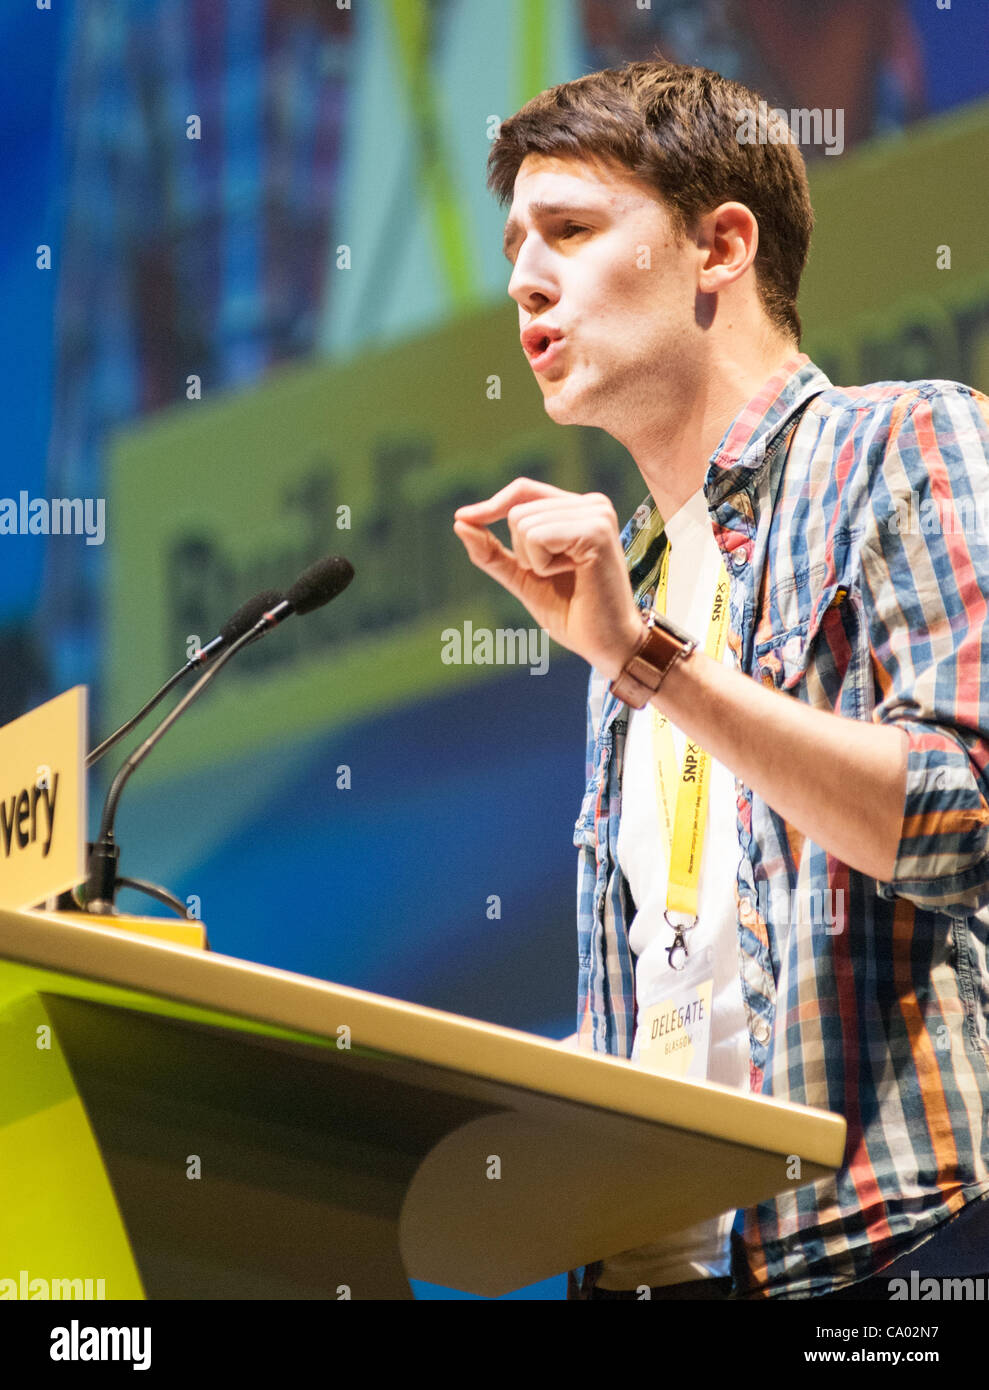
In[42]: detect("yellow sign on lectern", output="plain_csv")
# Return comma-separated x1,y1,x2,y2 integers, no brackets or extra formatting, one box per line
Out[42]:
0,687,86,909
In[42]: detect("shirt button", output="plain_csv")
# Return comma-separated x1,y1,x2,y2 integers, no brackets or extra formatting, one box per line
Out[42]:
753,1017,771,1044
733,551,748,570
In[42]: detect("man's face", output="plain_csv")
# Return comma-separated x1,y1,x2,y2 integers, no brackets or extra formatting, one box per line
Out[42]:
503,154,702,429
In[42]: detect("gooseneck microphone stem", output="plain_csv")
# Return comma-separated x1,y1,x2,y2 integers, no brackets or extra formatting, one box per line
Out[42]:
83,556,354,913
95,615,274,851
85,665,191,768
85,588,284,769
85,617,276,911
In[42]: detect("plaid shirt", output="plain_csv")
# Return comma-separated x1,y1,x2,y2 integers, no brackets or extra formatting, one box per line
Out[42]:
572,352,989,1298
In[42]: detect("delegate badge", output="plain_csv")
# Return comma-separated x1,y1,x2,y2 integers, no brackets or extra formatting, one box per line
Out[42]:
638,977,714,1081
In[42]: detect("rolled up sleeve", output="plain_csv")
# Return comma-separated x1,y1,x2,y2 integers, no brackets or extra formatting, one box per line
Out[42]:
859,385,989,914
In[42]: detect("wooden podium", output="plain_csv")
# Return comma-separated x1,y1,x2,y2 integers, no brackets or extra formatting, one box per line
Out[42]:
0,907,845,1299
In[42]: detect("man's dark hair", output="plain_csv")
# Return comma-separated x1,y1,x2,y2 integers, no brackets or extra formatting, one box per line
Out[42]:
487,57,814,345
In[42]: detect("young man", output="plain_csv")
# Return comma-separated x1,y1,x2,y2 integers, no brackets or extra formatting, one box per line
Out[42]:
453,60,989,1300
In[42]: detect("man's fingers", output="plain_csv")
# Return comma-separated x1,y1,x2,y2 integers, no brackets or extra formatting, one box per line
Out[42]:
453,476,569,524
458,496,620,578
453,519,527,600
518,512,630,579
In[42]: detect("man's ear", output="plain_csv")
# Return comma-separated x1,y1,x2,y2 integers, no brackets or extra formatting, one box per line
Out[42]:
695,202,759,294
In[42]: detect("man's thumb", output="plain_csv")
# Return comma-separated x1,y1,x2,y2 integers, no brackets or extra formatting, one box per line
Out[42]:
453,519,524,598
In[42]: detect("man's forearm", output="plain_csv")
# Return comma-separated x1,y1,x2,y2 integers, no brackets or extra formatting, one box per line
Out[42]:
644,648,910,883
452,480,911,881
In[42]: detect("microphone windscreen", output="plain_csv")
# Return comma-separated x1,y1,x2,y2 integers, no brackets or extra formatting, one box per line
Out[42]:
220,589,285,643
286,556,355,615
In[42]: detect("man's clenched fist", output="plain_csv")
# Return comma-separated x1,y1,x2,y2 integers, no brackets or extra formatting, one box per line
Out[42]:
453,478,644,681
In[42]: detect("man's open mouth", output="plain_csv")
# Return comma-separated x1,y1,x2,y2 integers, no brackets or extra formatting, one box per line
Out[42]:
522,325,563,358
529,334,564,362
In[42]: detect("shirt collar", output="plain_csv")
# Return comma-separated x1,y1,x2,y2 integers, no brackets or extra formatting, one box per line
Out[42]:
619,353,832,576
707,351,832,475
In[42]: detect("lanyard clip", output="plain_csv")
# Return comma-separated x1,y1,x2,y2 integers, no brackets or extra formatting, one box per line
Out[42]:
664,909,696,972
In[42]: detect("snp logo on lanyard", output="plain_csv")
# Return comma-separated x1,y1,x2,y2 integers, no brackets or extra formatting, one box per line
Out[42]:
639,978,713,1081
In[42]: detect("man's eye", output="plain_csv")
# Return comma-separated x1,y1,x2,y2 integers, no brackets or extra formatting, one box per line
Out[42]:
559,223,587,240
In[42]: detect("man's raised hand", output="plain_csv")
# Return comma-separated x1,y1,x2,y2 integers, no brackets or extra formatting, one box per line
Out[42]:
453,478,643,681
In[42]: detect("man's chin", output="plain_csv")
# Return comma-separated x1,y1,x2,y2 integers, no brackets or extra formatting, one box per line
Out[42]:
541,383,593,427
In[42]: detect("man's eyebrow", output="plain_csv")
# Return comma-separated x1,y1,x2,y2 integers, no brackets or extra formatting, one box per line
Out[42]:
502,202,604,260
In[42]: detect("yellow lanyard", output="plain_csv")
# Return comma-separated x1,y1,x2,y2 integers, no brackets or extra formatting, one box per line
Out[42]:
650,542,731,938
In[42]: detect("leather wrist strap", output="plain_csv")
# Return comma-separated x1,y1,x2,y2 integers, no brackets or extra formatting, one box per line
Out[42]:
609,607,698,710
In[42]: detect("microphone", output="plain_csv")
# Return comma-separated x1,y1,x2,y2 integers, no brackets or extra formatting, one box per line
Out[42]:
253,555,356,627
86,588,285,768
192,588,287,663
83,555,355,913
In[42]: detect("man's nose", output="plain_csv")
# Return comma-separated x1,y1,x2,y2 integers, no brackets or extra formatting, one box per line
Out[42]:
508,237,559,313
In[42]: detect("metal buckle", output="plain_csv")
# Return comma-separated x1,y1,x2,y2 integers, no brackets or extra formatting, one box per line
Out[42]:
664,909,696,971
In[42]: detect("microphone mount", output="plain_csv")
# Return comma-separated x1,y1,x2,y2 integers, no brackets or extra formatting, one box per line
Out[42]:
81,557,354,915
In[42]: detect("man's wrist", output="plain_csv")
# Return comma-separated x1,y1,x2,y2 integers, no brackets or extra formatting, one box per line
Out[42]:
601,610,651,684
608,607,699,709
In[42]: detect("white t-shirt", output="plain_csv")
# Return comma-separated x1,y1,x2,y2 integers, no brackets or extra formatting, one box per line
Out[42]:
596,486,750,1291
